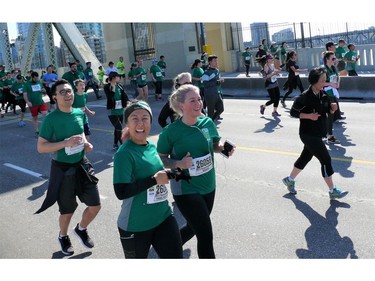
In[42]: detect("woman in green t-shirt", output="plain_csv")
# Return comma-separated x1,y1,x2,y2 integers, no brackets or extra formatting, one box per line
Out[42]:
113,101,183,258
157,84,235,258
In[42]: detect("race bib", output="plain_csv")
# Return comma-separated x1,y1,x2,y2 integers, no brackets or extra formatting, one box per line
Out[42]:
141,74,146,81
18,88,24,94
64,134,85,155
329,75,338,83
189,153,213,176
245,56,250,60
31,84,41,92
156,72,162,77
147,184,168,204
270,75,277,83
115,100,122,109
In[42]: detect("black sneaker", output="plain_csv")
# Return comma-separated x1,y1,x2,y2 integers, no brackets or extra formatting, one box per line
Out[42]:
58,235,74,256
74,224,94,248
113,144,119,151
327,136,341,144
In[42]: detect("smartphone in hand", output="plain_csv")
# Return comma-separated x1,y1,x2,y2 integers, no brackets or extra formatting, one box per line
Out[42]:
220,140,235,158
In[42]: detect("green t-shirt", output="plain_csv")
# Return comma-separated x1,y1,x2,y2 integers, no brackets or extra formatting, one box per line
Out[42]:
157,117,220,195
135,67,147,86
24,81,45,106
116,61,125,75
109,85,125,116
242,51,252,64
335,46,347,59
344,51,358,71
192,67,204,88
150,65,163,82
39,108,88,164
113,140,172,232
72,92,88,108
11,81,25,100
97,70,105,81
62,71,85,91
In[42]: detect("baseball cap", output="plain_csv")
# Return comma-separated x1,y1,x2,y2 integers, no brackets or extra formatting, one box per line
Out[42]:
16,74,22,80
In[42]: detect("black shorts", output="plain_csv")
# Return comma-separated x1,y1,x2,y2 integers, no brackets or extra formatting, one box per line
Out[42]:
337,60,346,71
57,158,100,214
137,84,148,89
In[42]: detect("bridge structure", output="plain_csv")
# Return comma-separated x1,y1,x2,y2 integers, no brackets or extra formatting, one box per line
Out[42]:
0,23,101,76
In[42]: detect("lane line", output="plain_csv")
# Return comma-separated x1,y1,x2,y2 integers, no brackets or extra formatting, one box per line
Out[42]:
4,163,44,178
236,146,375,165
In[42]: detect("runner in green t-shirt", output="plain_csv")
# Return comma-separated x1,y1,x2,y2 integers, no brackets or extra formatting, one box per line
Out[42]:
134,59,149,101
127,63,138,99
10,75,27,127
344,43,360,76
242,47,252,77
335,39,348,76
157,84,235,258
23,71,48,135
113,101,182,258
73,79,96,142
150,58,163,100
36,79,101,256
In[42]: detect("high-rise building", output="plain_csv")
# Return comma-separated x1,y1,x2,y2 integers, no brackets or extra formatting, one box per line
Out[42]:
250,23,270,47
62,23,106,65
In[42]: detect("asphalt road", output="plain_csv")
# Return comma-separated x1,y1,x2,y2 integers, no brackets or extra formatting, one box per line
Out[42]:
1,92,374,278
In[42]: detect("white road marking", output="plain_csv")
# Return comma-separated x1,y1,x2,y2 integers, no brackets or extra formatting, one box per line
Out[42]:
4,163,44,178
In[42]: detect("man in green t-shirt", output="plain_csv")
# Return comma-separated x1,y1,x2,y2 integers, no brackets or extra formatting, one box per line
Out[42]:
36,79,101,256
11,74,27,127
23,71,48,136
344,43,360,76
242,47,252,77
157,55,167,77
84,62,102,99
335,39,348,76
62,62,85,92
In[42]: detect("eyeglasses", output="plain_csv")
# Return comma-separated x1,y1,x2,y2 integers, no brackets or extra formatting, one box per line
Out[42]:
331,57,337,61
58,89,73,96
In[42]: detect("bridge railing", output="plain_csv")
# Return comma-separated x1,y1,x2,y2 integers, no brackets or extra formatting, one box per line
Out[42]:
243,44,375,72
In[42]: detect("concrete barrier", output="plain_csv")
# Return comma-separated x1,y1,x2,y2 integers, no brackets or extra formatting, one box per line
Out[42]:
158,75,375,100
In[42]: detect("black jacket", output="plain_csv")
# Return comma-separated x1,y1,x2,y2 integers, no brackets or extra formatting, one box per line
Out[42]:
104,83,130,110
290,86,331,138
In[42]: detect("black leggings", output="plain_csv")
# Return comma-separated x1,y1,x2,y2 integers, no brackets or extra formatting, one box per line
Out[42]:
265,86,280,108
118,214,182,258
283,76,304,102
173,190,216,258
108,114,123,145
294,134,334,178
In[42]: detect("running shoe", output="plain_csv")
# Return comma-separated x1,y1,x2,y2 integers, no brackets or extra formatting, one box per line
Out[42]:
327,136,341,144
282,177,297,194
329,188,349,200
280,100,286,108
74,224,94,248
113,144,119,151
18,121,25,127
260,105,265,115
58,235,74,256
272,111,281,117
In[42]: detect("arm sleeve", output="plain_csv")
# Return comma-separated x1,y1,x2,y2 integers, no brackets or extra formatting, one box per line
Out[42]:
290,95,306,118
113,176,157,200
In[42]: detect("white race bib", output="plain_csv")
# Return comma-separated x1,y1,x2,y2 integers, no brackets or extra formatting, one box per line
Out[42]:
141,74,146,81
188,153,213,177
64,134,85,155
245,56,250,60
147,184,168,204
115,100,122,109
31,84,41,92
270,75,277,83
156,72,162,77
